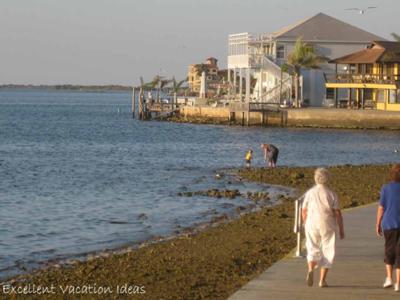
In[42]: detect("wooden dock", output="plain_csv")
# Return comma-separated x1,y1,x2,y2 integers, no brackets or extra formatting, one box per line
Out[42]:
131,87,180,120
228,102,286,126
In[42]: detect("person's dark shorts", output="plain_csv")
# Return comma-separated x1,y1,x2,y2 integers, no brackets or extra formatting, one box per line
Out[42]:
383,229,400,267
245,159,251,164
269,149,279,164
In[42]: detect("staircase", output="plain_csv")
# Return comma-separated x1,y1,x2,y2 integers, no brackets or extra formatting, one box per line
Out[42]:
252,56,292,103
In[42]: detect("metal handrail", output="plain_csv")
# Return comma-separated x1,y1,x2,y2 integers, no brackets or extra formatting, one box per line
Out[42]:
293,195,305,257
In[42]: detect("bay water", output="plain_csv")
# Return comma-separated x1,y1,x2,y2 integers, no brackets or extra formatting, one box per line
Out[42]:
1,89,399,279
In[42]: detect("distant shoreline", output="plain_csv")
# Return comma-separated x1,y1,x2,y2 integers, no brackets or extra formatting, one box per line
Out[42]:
0,84,132,92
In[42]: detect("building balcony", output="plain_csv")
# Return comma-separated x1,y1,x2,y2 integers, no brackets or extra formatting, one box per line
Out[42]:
325,73,400,89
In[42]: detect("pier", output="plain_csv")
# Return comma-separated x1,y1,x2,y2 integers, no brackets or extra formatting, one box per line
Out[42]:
228,102,286,126
131,87,181,120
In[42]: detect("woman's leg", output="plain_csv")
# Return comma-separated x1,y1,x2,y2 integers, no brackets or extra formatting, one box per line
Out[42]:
386,264,393,280
308,261,317,272
320,268,329,282
383,229,397,285
305,226,321,286
319,229,336,284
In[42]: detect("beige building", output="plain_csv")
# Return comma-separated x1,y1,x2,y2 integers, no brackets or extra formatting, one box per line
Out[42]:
188,57,222,93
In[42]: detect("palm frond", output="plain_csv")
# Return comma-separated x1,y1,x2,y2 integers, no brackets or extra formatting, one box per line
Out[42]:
286,37,325,74
392,33,400,42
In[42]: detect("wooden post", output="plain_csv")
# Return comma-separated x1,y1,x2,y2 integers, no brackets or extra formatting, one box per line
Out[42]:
361,89,365,109
246,111,250,126
241,111,245,126
334,88,338,108
279,69,283,105
132,87,136,118
138,88,143,119
348,88,352,109
173,92,177,111
227,68,231,98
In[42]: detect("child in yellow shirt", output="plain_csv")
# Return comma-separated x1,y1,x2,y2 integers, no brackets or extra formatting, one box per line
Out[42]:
245,149,253,168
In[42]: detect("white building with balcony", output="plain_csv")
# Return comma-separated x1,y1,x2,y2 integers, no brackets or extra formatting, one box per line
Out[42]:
227,13,384,106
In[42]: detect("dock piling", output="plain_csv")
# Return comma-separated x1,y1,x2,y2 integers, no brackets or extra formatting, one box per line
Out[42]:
132,87,136,118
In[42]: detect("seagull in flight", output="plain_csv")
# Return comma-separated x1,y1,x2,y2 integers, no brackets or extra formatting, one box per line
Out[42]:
345,6,377,14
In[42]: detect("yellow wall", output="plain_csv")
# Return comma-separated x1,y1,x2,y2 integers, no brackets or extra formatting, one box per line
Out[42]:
378,103,400,111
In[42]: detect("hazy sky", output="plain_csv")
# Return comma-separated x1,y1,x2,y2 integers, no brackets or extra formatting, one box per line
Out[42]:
1,0,398,85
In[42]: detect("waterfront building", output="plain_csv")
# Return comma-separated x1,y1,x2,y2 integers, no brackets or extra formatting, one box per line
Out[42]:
188,57,221,93
227,13,384,106
325,41,400,110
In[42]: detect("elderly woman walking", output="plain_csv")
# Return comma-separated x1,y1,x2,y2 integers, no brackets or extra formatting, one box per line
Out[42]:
302,168,345,287
376,164,400,292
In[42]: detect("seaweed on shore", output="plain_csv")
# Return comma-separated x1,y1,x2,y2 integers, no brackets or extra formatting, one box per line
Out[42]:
1,164,390,300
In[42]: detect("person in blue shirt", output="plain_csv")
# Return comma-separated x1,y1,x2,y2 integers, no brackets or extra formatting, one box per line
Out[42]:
376,164,400,292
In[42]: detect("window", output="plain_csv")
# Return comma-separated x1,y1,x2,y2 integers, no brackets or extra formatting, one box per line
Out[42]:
326,88,334,99
376,90,385,103
276,45,285,59
357,64,363,74
365,64,373,74
365,89,373,100
389,90,400,104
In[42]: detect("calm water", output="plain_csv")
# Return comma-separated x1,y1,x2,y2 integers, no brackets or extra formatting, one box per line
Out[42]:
1,90,399,279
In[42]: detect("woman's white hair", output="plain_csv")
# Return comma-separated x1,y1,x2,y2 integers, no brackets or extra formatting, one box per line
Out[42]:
314,168,330,185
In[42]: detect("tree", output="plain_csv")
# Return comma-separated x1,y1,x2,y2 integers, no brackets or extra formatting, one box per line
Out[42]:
150,75,171,102
170,77,187,94
381,33,400,63
285,38,325,107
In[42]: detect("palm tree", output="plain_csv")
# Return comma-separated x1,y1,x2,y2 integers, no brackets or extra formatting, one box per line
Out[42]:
150,75,171,102
381,33,400,63
170,77,187,94
285,37,325,107
169,77,187,108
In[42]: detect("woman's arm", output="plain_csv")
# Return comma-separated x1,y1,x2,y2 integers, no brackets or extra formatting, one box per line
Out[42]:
376,205,384,237
335,209,345,239
302,208,307,224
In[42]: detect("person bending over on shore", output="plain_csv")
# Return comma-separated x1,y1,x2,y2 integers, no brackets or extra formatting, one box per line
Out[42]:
245,149,253,168
261,144,279,168
376,164,400,292
302,168,345,288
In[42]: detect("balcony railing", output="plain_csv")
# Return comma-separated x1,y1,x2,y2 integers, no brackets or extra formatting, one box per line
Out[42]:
325,73,400,85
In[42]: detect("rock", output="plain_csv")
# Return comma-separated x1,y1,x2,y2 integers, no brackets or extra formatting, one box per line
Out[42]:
290,172,304,180
235,206,246,213
280,213,289,219
138,213,148,220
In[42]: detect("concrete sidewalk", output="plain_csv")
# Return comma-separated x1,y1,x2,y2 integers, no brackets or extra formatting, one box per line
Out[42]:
229,204,399,299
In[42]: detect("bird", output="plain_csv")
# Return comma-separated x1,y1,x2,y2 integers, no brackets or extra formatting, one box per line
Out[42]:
345,7,377,14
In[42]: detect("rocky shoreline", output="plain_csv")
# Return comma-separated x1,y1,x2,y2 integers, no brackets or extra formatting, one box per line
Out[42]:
0,164,390,299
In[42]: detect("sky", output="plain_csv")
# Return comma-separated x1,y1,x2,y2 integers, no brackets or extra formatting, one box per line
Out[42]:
1,0,399,85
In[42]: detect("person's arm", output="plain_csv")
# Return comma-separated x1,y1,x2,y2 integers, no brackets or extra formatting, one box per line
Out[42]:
301,194,308,224
302,207,307,224
376,205,384,237
334,209,345,239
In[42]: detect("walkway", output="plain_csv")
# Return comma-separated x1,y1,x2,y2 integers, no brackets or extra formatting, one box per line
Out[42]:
229,204,399,299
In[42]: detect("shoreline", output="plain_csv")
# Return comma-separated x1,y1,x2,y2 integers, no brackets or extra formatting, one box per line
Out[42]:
0,173,293,282
1,164,390,299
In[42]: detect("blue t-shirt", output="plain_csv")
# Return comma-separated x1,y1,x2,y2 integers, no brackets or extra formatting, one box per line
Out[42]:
379,182,400,230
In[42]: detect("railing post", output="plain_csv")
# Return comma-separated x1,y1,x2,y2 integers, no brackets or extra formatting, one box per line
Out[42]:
293,195,305,258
